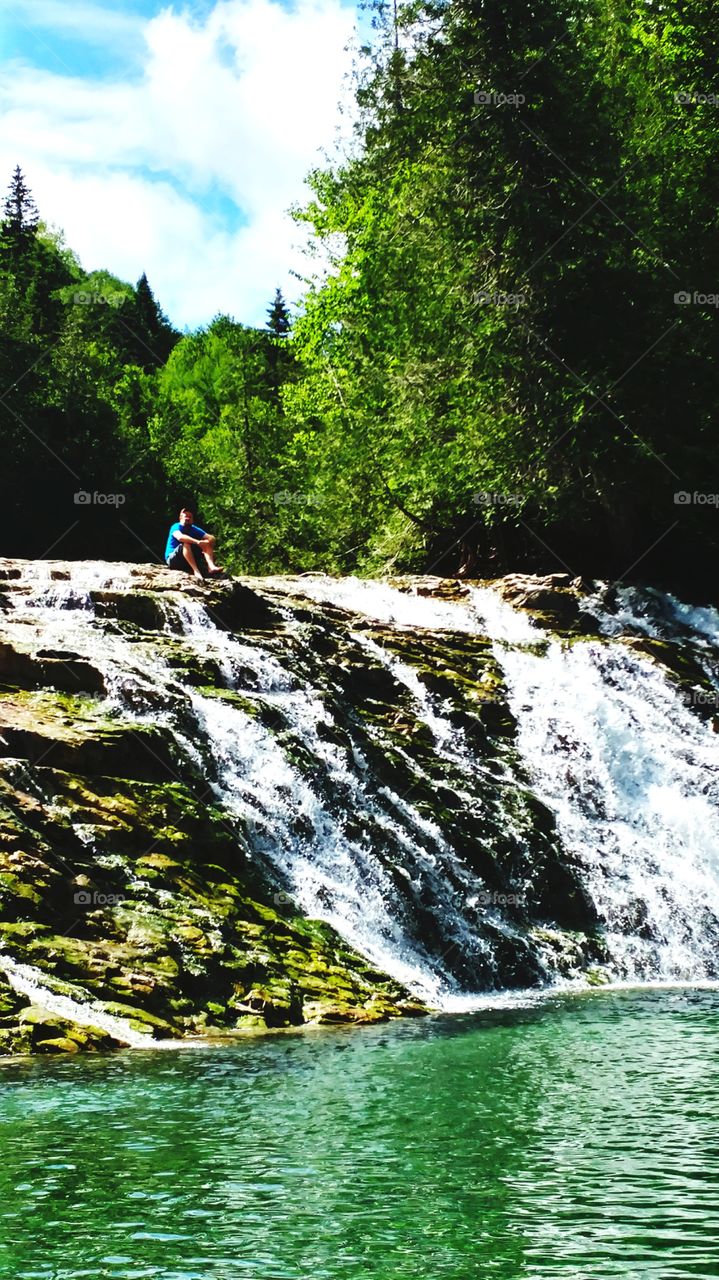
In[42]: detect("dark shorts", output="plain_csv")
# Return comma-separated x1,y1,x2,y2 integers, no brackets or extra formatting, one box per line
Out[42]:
166,544,208,576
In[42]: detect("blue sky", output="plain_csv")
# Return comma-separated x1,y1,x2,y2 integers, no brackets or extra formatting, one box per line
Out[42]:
0,0,359,328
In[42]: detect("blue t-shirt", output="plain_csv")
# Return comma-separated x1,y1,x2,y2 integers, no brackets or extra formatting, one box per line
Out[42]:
165,522,206,561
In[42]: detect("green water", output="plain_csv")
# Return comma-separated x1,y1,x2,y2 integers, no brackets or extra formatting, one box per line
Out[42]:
1,989,718,1280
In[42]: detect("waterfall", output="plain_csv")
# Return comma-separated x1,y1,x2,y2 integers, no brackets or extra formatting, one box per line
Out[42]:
0,956,153,1048
469,585,719,981
3,560,719,1021
287,574,719,984
174,597,504,1003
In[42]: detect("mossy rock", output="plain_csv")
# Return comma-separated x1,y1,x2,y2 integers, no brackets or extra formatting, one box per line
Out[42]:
35,1037,81,1054
100,1002,177,1038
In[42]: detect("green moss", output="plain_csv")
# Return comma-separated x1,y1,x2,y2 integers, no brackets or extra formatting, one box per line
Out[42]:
35,1037,80,1053
100,1002,177,1037
585,966,613,987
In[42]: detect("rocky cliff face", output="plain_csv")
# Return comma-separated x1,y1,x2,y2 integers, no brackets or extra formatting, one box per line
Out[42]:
0,563,435,1054
1,561,717,1054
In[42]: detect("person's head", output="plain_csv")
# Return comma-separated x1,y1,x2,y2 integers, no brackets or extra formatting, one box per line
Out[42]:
179,506,194,527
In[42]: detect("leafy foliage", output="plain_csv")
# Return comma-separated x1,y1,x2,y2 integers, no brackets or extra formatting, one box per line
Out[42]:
284,0,719,586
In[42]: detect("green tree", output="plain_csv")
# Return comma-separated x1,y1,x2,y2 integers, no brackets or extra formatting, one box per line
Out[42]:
286,0,719,585
154,317,296,570
267,287,291,336
129,271,179,367
0,165,39,251
0,170,172,560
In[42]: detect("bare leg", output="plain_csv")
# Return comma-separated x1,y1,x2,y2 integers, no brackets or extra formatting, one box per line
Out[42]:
197,534,223,572
181,542,205,579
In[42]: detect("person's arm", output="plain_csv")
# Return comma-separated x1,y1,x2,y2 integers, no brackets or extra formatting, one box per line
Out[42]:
173,524,206,545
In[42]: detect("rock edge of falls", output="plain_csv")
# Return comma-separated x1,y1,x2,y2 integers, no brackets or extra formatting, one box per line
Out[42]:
1,559,718,1054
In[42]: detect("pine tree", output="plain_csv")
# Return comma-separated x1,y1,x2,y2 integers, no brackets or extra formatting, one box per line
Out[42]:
130,271,178,366
0,165,70,331
135,272,167,336
0,166,40,256
266,287,291,337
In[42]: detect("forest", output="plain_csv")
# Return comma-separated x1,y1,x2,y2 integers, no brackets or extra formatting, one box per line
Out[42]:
1,0,718,593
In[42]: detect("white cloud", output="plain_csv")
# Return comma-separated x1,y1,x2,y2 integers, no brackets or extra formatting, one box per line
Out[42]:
0,0,358,327
3,1,143,48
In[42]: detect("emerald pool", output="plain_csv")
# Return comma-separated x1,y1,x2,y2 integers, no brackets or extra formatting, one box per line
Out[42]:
1,987,718,1280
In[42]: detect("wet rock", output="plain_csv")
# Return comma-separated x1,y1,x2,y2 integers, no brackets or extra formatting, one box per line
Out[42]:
35,1036,81,1053
0,642,105,694
491,573,582,627
389,576,470,602
13,1004,117,1053
206,580,281,632
0,746,426,1052
0,698,194,784
91,591,170,631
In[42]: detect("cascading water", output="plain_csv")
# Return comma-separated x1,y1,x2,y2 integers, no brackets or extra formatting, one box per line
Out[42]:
273,573,719,985
0,955,153,1048
2,559,719,1027
469,585,719,980
2,566,510,1006
172,597,509,1002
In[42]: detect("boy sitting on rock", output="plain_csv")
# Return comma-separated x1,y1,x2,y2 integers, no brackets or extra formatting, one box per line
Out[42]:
164,507,224,580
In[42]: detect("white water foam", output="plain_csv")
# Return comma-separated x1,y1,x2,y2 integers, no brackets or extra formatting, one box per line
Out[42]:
470,585,719,980
0,955,152,1048
175,594,509,1006
287,574,481,632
